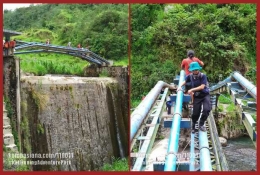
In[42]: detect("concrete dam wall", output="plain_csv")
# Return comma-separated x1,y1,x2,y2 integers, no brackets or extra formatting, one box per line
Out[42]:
20,76,128,171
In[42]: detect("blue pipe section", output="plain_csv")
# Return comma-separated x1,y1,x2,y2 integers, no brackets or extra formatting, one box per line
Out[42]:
199,130,212,171
164,70,185,171
232,71,256,99
209,76,232,91
130,81,173,141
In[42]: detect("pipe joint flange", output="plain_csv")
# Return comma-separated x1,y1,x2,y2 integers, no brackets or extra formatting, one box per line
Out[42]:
167,151,178,158
173,113,182,118
199,146,210,151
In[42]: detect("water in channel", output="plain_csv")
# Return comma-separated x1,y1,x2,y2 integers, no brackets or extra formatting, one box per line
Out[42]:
222,135,256,171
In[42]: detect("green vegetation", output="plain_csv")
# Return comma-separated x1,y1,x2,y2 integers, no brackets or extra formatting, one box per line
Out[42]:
218,104,224,112
37,123,45,134
131,99,141,110
101,157,128,171
4,96,20,151
99,69,109,77
131,4,256,102
4,4,128,75
4,96,14,119
218,94,232,104
3,150,30,171
226,103,236,112
20,55,87,76
252,114,256,121
241,100,248,106
3,145,7,152
21,114,32,153
31,89,49,112
113,57,129,66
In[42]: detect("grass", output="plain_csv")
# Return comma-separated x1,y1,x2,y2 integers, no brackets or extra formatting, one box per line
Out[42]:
19,53,89,76
242,100,248,106
218,94,232,104
226,103,236,112
251,114,256,121
101,157,128,171
113,57,128,66
19,53,129,76
218,104,224,112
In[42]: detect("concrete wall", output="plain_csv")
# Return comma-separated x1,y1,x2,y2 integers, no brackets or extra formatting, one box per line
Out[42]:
3,56,17,125
83,65,129,147
20,76,128,171
3,56,19,148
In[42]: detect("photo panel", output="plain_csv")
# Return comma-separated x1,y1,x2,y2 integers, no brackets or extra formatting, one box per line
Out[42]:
130,3,256,172
3,3,129,171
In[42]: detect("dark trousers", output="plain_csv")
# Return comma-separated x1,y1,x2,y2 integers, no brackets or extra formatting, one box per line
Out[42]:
4,48,8,56
166,101,172,115
191,94,211,126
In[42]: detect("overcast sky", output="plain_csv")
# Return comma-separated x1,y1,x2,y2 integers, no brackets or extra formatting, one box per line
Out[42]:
3,3,35,11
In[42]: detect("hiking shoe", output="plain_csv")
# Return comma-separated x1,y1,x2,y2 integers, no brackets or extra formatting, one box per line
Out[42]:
199,125,206,132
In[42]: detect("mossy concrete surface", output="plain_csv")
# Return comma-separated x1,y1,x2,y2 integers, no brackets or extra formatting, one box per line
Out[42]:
20,76,128,171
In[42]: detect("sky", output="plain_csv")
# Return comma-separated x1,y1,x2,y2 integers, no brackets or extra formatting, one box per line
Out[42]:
3,3,36,11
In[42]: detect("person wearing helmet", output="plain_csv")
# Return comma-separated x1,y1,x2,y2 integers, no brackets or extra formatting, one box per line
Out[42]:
177,62,211,133
181,50,204,76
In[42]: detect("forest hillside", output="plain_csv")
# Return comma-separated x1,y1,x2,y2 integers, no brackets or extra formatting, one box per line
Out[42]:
131,4,256,102
4,4,128,75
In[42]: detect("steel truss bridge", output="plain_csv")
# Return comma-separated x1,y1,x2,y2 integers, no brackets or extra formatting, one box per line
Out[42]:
14,40,110,66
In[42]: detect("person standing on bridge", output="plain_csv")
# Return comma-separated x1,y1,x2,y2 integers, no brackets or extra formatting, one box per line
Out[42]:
9,39,16,55
46,39,50,45
181,50,204,76
3,39,5,55
177,62,211,133
3,39,9,56
67,41,71,47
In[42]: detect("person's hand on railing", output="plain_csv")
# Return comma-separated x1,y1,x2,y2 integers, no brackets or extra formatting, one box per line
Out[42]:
177,86,183,92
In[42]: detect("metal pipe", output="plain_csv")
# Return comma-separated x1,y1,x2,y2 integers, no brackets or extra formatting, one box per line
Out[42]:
15,40,109,64
130,81,174,142
207,112,221,171
199,130,212,171
15,50,102,65
232,71,256,99
132,88,168,171
164,70,185,171
209,76,232,91
189,133,195,171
